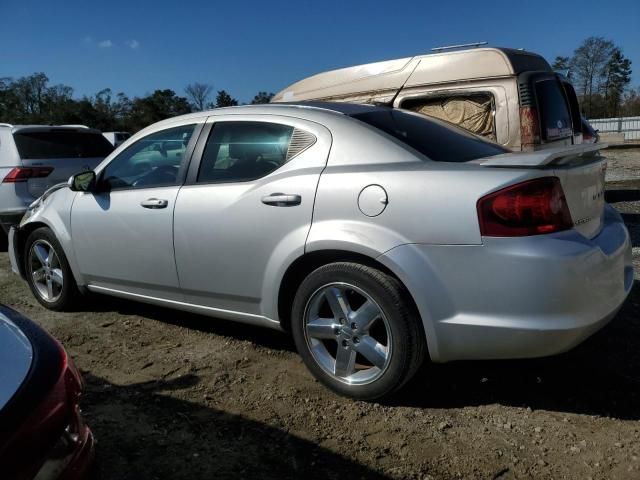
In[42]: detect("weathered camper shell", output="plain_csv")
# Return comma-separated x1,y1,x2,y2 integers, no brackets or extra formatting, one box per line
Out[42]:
273,48,582,151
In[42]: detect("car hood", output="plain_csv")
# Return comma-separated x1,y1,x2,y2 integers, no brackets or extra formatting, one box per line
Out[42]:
0,310,33,410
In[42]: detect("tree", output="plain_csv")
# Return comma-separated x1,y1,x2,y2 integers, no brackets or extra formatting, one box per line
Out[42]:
214,90,238,108
250,91,274,104
10,72,50,121
126,89,192,132
621,87,640,116
42,84,75,124
601,48,632,117
552,56,571,76
0,77,20,121
570,37,615,117
185,82,213,111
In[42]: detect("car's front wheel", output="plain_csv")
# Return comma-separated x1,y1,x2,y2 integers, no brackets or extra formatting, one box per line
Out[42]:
291,262,426,400
24,227,80,311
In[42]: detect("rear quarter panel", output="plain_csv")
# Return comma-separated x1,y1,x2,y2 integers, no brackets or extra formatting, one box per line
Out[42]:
307,120,547,252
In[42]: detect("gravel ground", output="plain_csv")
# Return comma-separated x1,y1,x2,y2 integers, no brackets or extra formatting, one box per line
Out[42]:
603,148,640,187
1,149,640,480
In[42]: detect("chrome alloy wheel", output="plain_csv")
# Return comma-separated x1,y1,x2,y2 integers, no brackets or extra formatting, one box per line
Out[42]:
303,282,393,385
28,240,64,303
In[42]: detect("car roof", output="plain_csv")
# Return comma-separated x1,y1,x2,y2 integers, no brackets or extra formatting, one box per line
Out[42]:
182,101,384,118
145,102,388,131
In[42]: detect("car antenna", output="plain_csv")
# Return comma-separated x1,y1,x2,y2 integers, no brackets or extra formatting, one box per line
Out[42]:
380,60,423,108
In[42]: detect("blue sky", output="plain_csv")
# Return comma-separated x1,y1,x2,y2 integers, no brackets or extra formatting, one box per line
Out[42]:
1,0,638,103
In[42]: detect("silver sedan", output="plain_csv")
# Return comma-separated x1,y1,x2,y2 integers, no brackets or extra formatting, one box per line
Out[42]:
8,103,633,400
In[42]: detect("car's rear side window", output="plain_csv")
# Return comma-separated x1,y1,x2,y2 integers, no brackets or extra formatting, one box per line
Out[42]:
534,80,573,141
13,130,114,159
350,109,508,162
197,122,295,183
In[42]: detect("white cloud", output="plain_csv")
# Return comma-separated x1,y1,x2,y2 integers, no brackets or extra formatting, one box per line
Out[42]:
125,39,140,49
98,40,113,48
83,36,93,44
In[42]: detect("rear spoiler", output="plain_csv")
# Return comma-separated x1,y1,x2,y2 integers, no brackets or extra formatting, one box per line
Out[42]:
473,143,607,168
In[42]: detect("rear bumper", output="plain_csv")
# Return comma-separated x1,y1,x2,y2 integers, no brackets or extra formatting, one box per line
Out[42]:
34,412,95,480
381,204,634,362
57,421,95,480
8,226,24,278
0,209,26,234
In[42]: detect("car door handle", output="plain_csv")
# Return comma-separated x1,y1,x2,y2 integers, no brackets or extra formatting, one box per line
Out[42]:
140,198,169,209
261,193,302,207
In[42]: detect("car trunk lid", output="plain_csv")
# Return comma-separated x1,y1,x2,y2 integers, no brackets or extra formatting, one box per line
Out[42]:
474,144,607,238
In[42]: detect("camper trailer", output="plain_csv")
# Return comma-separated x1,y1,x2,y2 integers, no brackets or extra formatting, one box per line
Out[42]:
273,47,583,151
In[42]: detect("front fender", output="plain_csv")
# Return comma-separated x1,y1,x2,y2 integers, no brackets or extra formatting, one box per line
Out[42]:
18,189,85,290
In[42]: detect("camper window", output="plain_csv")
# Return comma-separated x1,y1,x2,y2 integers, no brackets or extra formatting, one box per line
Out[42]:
400,93,496,141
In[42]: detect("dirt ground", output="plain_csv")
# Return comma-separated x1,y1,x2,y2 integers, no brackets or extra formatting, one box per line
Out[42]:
1,149,640,480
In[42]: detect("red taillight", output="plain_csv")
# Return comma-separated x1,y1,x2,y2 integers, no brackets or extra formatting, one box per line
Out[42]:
519,106,541,151
477,177,573,237
2,167,53,183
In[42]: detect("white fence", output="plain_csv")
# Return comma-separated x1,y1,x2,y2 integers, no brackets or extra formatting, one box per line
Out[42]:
588,116,640,141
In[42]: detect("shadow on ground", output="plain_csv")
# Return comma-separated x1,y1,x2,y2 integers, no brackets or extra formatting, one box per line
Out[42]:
87,293,296,353
84,374,388,480
84,279,640,421
393,280,640,419
606,189,640,203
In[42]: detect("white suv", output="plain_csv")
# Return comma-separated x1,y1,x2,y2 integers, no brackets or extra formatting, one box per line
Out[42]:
0,124,113,236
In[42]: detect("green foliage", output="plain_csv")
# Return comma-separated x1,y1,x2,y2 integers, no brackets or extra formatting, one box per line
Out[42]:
126,89,191,132
250,91,274,104
214,90,238,108
554,37,635,117
0,74,192,132
601,48,632,117
621,87,640,116
552,56,571,73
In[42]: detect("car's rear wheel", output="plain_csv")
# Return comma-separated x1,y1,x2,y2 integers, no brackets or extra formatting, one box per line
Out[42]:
291,262,426,400
24,227,80,311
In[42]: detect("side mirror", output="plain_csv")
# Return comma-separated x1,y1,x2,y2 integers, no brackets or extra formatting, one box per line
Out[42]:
68,171,96,192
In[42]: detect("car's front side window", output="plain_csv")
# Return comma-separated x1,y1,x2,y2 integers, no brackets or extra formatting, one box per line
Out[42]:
197,122,295,183
101,124,196,190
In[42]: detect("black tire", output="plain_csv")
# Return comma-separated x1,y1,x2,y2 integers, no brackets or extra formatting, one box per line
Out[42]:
23,227,81,311
291,262,426,400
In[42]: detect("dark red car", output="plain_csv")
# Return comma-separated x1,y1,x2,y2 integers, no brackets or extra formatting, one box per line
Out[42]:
0,305,94,479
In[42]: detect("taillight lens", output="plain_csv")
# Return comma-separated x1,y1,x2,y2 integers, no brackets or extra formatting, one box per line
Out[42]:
519,106,541,151
2,167,53,183
477,177,573,237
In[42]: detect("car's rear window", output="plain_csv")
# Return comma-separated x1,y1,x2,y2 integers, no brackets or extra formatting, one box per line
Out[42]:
350,109,508,162
535,80,573,141
13,130,114,159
